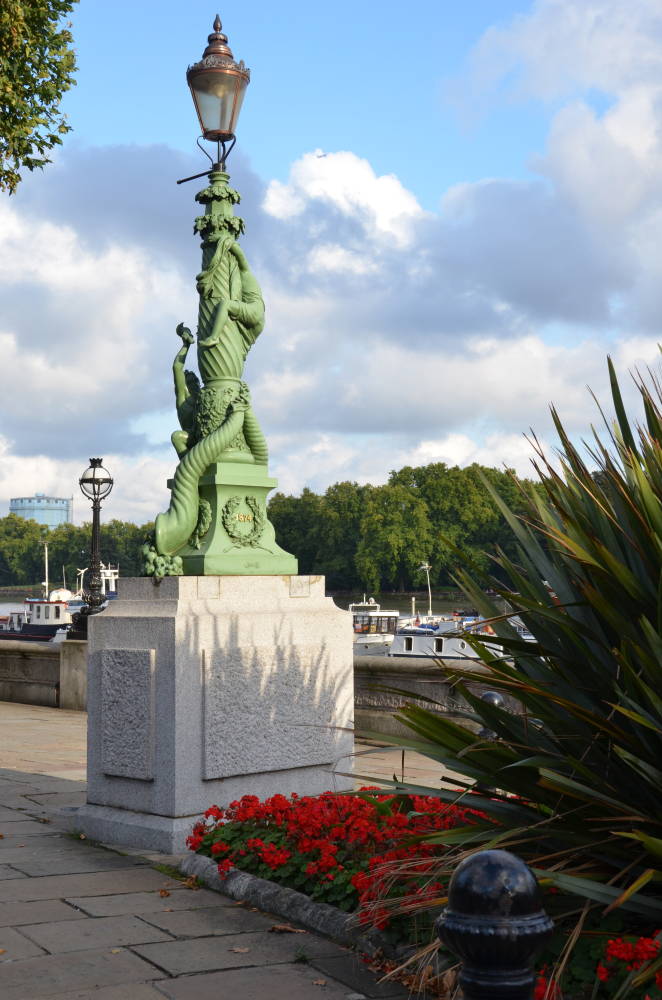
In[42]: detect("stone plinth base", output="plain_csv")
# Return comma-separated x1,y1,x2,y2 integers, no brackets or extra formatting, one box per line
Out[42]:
78,575,353,853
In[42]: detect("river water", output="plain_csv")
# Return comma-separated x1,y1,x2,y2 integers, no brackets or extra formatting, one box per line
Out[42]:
0,594,473,618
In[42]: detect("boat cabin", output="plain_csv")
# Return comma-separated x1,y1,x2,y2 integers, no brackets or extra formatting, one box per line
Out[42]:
389,618,502,659
348,597,399,644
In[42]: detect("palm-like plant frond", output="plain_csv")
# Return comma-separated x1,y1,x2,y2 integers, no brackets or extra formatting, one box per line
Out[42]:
387,355,662,929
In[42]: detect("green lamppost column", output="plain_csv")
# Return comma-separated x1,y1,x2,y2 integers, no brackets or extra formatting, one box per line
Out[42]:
142,15,296,578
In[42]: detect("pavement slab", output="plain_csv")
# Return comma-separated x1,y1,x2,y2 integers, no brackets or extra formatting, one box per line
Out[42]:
0,863,27,879
0,842,142,864
67,887,230,917
139,904,277,938
0,924,48,961
0,899,88,927
0,867,181,903
0,702,429,1000
19,914,175,954
152,962,374,1000
0,805,34,821
0,946,164,1000
308,954,411,998
0,820,62,837
132,929,348,976
44,987,167,1000
9,852,150,877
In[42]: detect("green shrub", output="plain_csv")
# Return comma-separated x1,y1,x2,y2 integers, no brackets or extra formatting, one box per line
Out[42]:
381,356,662,996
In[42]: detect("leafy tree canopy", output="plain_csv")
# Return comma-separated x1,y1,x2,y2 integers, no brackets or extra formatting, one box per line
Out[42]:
0,1,78,194
267,463,540,592
0,515,153,589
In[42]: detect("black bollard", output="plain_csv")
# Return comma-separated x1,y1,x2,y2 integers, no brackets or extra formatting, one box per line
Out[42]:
435,849,554,1000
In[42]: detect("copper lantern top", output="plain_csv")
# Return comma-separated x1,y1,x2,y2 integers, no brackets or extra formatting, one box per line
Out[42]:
186,15,250,142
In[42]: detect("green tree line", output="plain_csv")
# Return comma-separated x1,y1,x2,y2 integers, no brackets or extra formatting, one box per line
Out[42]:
267,461,540,592
0,461,537,592
0,515,153,589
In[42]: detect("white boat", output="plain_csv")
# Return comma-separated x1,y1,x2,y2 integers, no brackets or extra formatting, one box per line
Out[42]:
349,596,399,646
388,614,534,659
0,596,75,643
0,564,120,644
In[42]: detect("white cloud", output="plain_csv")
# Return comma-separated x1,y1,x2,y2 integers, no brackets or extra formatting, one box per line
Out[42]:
263,150,425,247
392,432,545,479
307,243,378,276
0,439,171,525
466,0,662,101
0,197,192,456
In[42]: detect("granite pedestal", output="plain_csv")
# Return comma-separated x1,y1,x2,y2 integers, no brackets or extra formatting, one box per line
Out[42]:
75,575,353,852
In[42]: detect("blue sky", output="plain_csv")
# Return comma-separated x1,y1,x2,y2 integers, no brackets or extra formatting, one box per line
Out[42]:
64,0,548,209
0,0,660,521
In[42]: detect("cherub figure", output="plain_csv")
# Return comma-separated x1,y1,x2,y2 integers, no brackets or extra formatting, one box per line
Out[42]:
171,322,200,456
197,241,264,351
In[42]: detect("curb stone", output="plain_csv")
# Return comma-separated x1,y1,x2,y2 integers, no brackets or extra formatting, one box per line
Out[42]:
180,852,412,959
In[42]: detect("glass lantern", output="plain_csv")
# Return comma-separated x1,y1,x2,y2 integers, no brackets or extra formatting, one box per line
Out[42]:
187,15,250,141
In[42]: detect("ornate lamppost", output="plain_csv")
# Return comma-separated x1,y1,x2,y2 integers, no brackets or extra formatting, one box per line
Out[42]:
69,458,113,639
140,14,296,578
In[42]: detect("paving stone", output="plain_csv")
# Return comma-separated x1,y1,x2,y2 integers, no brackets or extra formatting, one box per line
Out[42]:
0,789,41,804
0,820,61,837
10,853,150,877
0,867,180,902
0,836,69,854
0,863,27,879
0,899,87,927
0,843,131,864
46,986,168,1000
154,962,362,1000
0,925,48,961
140,904,276,938
0,779,41,793
20,914,174,953
309,954,410,998
68,888,230,917
0,805,31,821
0,947,164,1000
133,930,347,976
23,790,88,808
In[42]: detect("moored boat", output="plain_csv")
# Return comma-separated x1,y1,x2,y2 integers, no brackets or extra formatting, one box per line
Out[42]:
0,564,120,643
349,596,400,647
0,596,74,642
388,613,534,659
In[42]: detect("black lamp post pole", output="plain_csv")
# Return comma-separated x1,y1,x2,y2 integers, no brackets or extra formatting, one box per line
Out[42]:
86,493,104,613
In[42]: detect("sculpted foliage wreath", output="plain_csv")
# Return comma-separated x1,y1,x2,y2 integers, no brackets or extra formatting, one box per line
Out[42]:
221,495,265,547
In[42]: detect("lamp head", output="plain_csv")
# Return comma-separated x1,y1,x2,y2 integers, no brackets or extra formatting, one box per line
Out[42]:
79,458,113,502
187,14,250,144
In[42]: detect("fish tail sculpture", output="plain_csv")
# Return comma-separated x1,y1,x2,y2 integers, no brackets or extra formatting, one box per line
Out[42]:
155,405,246,556
243,406,268,465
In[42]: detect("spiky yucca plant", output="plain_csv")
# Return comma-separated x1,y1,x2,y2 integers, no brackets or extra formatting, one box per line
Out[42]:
360,358,662,993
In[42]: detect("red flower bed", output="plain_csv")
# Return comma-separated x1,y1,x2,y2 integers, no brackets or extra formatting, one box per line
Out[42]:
187,788,486,932
189,791,662,996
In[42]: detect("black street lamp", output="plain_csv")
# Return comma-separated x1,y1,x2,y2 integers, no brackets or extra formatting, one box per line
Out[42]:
69,458,113,639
